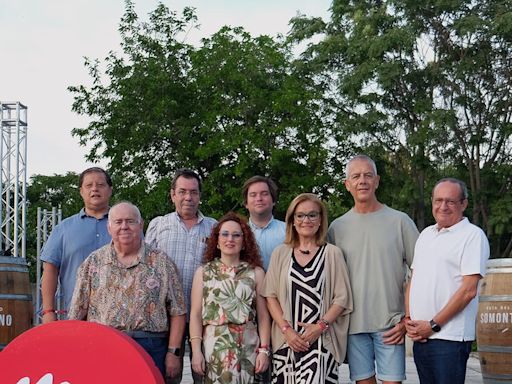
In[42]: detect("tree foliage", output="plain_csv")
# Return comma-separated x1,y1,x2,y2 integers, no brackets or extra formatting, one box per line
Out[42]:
69,1,335,220
289,0,512,256
65,0,511,257
25,173,82,280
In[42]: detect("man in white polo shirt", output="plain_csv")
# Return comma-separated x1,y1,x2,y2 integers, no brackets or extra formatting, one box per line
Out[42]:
406,177,489,384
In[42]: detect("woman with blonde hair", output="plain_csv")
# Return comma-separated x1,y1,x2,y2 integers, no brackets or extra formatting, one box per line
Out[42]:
262,193,353,383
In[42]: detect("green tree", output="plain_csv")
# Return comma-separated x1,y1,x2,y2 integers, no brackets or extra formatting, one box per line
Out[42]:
25,173,82,281
290,0,512,256
69,2,334,220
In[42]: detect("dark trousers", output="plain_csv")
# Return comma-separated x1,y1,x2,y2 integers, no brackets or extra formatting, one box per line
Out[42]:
413,339,472,384
133,335,168,379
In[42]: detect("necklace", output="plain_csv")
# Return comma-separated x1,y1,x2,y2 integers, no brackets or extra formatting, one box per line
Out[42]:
298,249,310,255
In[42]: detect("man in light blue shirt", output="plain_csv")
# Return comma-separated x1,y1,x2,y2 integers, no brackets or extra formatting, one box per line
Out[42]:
243,176,285,384
243,176,285,271
40,167,112,323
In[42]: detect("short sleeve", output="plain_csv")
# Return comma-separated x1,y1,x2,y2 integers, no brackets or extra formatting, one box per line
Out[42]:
40,224,64,267
461,227,490,277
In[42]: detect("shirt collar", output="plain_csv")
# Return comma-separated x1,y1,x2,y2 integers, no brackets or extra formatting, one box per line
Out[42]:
249,216,275,230
175,210,205,224
106,241,146,267
79,207,109,220
433,217,468,233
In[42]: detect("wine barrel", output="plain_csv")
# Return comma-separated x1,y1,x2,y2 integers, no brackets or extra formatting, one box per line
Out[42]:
477,258,512,383
0,256,33,350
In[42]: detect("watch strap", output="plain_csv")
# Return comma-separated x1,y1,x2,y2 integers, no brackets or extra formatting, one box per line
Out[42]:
429,319,441,332
167,347,181,356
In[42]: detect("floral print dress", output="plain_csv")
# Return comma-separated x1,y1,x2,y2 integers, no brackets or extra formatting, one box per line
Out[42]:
202,258,259,384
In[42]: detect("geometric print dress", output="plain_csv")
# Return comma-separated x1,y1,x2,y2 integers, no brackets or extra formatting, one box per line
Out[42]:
202,258,260,384
272,245,338,383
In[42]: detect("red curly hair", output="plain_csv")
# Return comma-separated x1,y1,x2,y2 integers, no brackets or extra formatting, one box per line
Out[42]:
203,212,263,269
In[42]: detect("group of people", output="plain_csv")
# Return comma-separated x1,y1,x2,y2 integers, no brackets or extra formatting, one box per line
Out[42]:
40,155,489,384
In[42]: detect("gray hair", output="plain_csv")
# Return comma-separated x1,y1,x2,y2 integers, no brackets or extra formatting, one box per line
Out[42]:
433,178,469,200
345,155,378,178
108,201,142,223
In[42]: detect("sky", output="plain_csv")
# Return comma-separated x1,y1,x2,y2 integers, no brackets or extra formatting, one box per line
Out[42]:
0,0,331,178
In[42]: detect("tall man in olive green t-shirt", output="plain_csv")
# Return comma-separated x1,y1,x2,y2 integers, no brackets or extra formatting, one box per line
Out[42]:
328,155,419,384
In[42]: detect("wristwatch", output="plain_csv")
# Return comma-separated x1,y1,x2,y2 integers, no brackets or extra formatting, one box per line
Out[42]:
429,319,441,332
167,347,181,356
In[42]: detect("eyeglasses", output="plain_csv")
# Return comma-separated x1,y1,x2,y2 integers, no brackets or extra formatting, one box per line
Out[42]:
175,189,200,197
294,211,320,222
219,231,243,240
110,219,140,227
432,198,464,207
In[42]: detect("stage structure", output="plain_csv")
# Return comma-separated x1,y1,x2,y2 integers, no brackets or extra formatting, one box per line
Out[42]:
0,101,28,258
0,101,30,350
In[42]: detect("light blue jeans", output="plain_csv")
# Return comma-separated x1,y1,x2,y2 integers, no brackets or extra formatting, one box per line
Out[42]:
347,331,406,382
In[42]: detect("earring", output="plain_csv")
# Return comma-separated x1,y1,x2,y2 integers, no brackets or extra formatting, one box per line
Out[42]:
217,244,220,249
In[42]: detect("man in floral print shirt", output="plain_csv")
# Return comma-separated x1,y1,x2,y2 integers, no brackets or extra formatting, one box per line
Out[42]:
69,201,186,381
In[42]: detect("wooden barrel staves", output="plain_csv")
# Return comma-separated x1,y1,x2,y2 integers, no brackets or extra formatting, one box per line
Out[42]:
477,258,512,383
0,256,33,350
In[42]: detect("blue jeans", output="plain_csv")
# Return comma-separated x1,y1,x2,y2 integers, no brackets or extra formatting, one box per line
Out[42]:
413,339,472,384
133,336,168,379
348,332,405,381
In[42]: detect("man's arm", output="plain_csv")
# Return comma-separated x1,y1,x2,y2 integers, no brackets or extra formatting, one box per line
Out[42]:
40,262,59,323
432,274,481,326
406,274,481,341
383,280,410,345
165,314,186,378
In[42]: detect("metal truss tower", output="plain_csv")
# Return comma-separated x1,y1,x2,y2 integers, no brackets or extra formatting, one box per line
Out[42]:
0,102,28,258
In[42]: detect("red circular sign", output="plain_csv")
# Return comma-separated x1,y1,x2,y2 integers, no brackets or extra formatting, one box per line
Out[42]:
0,320,164,384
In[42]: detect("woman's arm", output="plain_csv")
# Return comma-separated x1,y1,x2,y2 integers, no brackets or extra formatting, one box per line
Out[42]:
266,296,309,353
189,267,205,376
298,304,343,344
254,267,271,373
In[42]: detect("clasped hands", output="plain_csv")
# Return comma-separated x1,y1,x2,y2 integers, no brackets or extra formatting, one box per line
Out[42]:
285,322,324,352
405,319,431,343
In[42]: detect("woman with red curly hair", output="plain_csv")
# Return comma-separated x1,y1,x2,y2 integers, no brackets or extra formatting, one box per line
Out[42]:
190,212,271,383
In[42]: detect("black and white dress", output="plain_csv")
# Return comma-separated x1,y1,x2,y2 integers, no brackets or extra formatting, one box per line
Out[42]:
272,245,338,383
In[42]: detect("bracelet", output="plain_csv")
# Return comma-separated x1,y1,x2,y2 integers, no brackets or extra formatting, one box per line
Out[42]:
317,319,330,333
41,309,56,316
257,347,271,357
189,336,203,341
281,323,291,333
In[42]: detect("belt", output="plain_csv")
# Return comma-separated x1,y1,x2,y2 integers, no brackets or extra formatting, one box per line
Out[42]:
123,331,167,338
